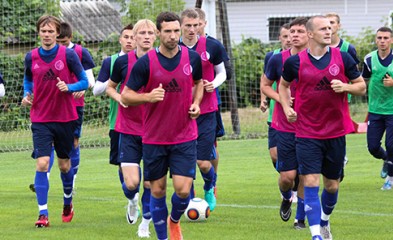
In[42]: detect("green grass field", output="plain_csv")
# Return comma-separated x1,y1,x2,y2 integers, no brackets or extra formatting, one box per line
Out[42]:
1,134,392,240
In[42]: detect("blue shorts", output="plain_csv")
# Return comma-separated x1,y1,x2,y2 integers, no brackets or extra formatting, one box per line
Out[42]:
109,130,120,165
215,106,225,138
197,112,217,160
73,106,84,138
276,131,297,172
267,122,277,149
296,137,346,180
32,122,75,159
143,140,197,181
118,133,143,164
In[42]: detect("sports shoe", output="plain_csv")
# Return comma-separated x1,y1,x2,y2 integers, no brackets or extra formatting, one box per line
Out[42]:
293,219,306,230
320,223,333,240
137,221,151,238
280,198,292,222
381,161,388,179
126,193,140,224
29,183,35,192
62,204,74,222
204,188,216,212
168,216,183,240
312,236,323,240
35,214,50,228
381,179,392,191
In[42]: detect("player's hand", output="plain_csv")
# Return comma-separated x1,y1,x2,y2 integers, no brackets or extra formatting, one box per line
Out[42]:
188,103,200,119
21,92,33,106
203,80,214,92
260,99,268,112
148,83,165,103
116,94,128,108
289,97,295,107
284,107,297,122
383,74,393,87
331,79,346,93
73,91,85,99
56,77,69,92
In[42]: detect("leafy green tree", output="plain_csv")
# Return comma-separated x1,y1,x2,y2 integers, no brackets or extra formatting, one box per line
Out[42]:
0,0,60,44
115,0,185,25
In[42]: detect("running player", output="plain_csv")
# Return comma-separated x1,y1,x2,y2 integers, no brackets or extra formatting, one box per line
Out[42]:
120,11,203,240
362,26,393,190
279,15,366,240
179,8,226,211
262,17,308,229
22,15,89,228
106,19,156,237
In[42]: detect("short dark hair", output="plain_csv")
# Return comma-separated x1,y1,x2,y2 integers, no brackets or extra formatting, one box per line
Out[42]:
279,23,290,33
156,12,180,31
120,24,134,35
36,15,61,33
376,26,393,34
290,17,309,28
58,22,73,39
194,8,205,21
180,9,199,24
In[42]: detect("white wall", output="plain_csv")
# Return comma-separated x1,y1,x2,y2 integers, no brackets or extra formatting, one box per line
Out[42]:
224,0,393,43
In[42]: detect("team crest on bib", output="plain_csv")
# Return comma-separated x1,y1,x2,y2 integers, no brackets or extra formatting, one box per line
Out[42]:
54,60,65,71
329,64,340,76
183,63,192,76
200,51,210,61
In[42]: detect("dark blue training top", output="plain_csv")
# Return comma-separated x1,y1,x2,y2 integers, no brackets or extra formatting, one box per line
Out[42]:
282,48,361,83
126,46,202,91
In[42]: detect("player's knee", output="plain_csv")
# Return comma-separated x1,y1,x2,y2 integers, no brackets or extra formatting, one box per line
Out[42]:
367,144,381,156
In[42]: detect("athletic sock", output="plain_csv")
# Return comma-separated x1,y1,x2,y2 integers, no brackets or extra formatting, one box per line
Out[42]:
213,172,218,187
48,146,55,174
61,168,74,205
118,168,124,184
280,188,292,201
170,193,190,222
142,187,151,220
320,189,338,227
150,195,168,240
202,167,215,191
190,181,195,198
304,186,321,230
70,145,80,175
35,171,49,216
295,197,306,220
122,182,139,200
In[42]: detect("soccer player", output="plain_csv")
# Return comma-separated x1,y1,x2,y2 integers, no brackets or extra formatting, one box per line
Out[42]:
362,26,393,190
28,22,96,193
195,7,232,197
93,24,134,204
0,72,4,98
179,8,227,211
21,15,89,227
262,17,308,229
260,23,291,171
120,11,203,240
106,19,156,237
279,15,366,240
57,22,96,191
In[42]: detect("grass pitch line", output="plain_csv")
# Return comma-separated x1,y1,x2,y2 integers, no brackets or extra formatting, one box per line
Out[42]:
218,203,393,217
